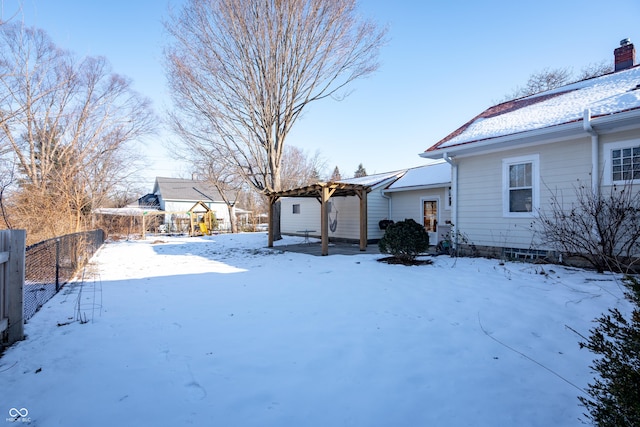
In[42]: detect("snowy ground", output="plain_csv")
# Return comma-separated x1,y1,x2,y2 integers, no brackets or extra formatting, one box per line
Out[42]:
0,233,631,426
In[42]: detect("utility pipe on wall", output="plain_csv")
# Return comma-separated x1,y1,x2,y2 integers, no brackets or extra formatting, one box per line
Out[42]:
583,108,599,195
443,153,457,250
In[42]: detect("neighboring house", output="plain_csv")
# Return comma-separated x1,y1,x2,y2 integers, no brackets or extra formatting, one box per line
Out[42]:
144,177,240,232
279,161,452,245
421,39,640,259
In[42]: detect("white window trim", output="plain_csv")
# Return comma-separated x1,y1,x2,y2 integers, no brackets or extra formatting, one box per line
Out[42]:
603,139,640,186
502,154,539,218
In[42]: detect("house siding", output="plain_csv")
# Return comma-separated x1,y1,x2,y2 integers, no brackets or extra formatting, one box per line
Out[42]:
457,136,592,251
388,188,451,243
280,198,320,236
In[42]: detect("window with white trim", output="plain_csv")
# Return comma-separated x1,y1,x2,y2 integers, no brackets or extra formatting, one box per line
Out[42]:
612,144,640,182
502,155,539,217
292,204,300,214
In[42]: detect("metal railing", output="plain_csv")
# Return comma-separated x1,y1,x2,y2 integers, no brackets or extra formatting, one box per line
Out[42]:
24,230,104,321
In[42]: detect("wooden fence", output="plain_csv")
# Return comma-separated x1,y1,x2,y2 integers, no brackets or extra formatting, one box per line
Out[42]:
0,230,26,347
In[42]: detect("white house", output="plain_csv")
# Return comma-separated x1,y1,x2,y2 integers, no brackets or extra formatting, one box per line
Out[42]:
149,177,239,232
421,39,640,259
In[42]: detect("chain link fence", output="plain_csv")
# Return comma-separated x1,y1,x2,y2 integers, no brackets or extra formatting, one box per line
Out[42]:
24,230,105,321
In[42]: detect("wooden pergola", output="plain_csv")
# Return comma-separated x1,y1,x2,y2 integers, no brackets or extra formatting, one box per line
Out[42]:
267,182,371,256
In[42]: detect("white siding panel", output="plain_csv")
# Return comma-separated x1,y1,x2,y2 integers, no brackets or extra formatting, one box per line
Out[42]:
281,189,392,241
281,198,321,236
389,188,451,244
457,137,593,249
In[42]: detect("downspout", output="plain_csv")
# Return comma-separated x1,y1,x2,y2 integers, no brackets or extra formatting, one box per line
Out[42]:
443,153,458,250
583,108,599,195
381,189,392,222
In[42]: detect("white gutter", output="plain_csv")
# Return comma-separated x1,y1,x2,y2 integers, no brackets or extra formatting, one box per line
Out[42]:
380,188,392,221
583,108,599,195
443,153,457,250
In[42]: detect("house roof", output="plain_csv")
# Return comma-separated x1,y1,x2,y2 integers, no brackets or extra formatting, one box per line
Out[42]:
385,161,451,192
270,170,407,199
153,177,236,202
337,170,406,188
422,65,640,157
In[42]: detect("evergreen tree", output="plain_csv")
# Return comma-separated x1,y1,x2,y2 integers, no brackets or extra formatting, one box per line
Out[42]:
354,163,367,178
579,276,640,426
330,166,342,181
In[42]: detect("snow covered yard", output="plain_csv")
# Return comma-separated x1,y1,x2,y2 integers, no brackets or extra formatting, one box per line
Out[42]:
0,233,630,426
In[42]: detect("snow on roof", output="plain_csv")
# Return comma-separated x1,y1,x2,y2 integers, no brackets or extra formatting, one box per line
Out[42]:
93,207,155,216
428,65,640,151
338,170,406,187
386,161,451,191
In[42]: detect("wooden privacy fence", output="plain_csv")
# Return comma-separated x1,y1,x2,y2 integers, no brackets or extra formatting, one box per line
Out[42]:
0,230,26,347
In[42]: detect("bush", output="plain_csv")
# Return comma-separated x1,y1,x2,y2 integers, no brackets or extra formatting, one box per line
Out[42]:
536,181,640,273
378,218,429,263
579,276,640,426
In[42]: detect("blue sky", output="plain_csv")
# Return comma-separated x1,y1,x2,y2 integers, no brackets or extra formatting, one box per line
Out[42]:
9,0,640,190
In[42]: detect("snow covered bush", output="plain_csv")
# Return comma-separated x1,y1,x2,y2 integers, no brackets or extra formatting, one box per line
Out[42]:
378,218,429,263
579,275,640,426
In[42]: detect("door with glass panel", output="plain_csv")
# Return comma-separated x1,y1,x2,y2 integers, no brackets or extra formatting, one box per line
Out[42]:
423,200,438,244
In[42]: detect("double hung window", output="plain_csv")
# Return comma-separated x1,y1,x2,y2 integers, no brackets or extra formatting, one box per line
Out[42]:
502,155,539,217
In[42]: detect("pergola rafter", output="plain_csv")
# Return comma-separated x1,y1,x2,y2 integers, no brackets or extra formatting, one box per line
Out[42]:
267,182,371,256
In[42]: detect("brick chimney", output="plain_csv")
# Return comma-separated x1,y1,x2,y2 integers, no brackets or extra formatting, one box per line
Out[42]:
614,38,635,71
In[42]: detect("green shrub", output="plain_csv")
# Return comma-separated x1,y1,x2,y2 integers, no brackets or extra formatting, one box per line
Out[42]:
579,275,640,426
378,218,429,262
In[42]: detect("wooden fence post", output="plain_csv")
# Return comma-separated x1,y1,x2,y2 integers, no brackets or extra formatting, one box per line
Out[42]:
2,230,26,346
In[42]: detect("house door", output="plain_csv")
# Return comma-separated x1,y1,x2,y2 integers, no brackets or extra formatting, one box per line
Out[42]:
423,200,438,243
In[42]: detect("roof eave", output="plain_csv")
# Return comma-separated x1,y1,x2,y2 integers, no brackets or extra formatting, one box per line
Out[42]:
421,121,583,159
383,182,451,193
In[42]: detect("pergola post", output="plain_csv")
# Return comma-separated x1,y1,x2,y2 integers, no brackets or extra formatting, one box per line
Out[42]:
358,189,368,251
320,186,330,256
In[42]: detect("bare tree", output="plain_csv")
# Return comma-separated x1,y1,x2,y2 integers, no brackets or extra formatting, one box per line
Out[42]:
194,155,243,233
576,59,613,81
535,181,640,273
165,0,386,239
0,23,155,239
500,61,612,102
280,145,325,190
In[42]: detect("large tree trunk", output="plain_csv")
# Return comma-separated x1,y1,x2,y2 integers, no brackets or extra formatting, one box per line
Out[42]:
271,201,282,241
